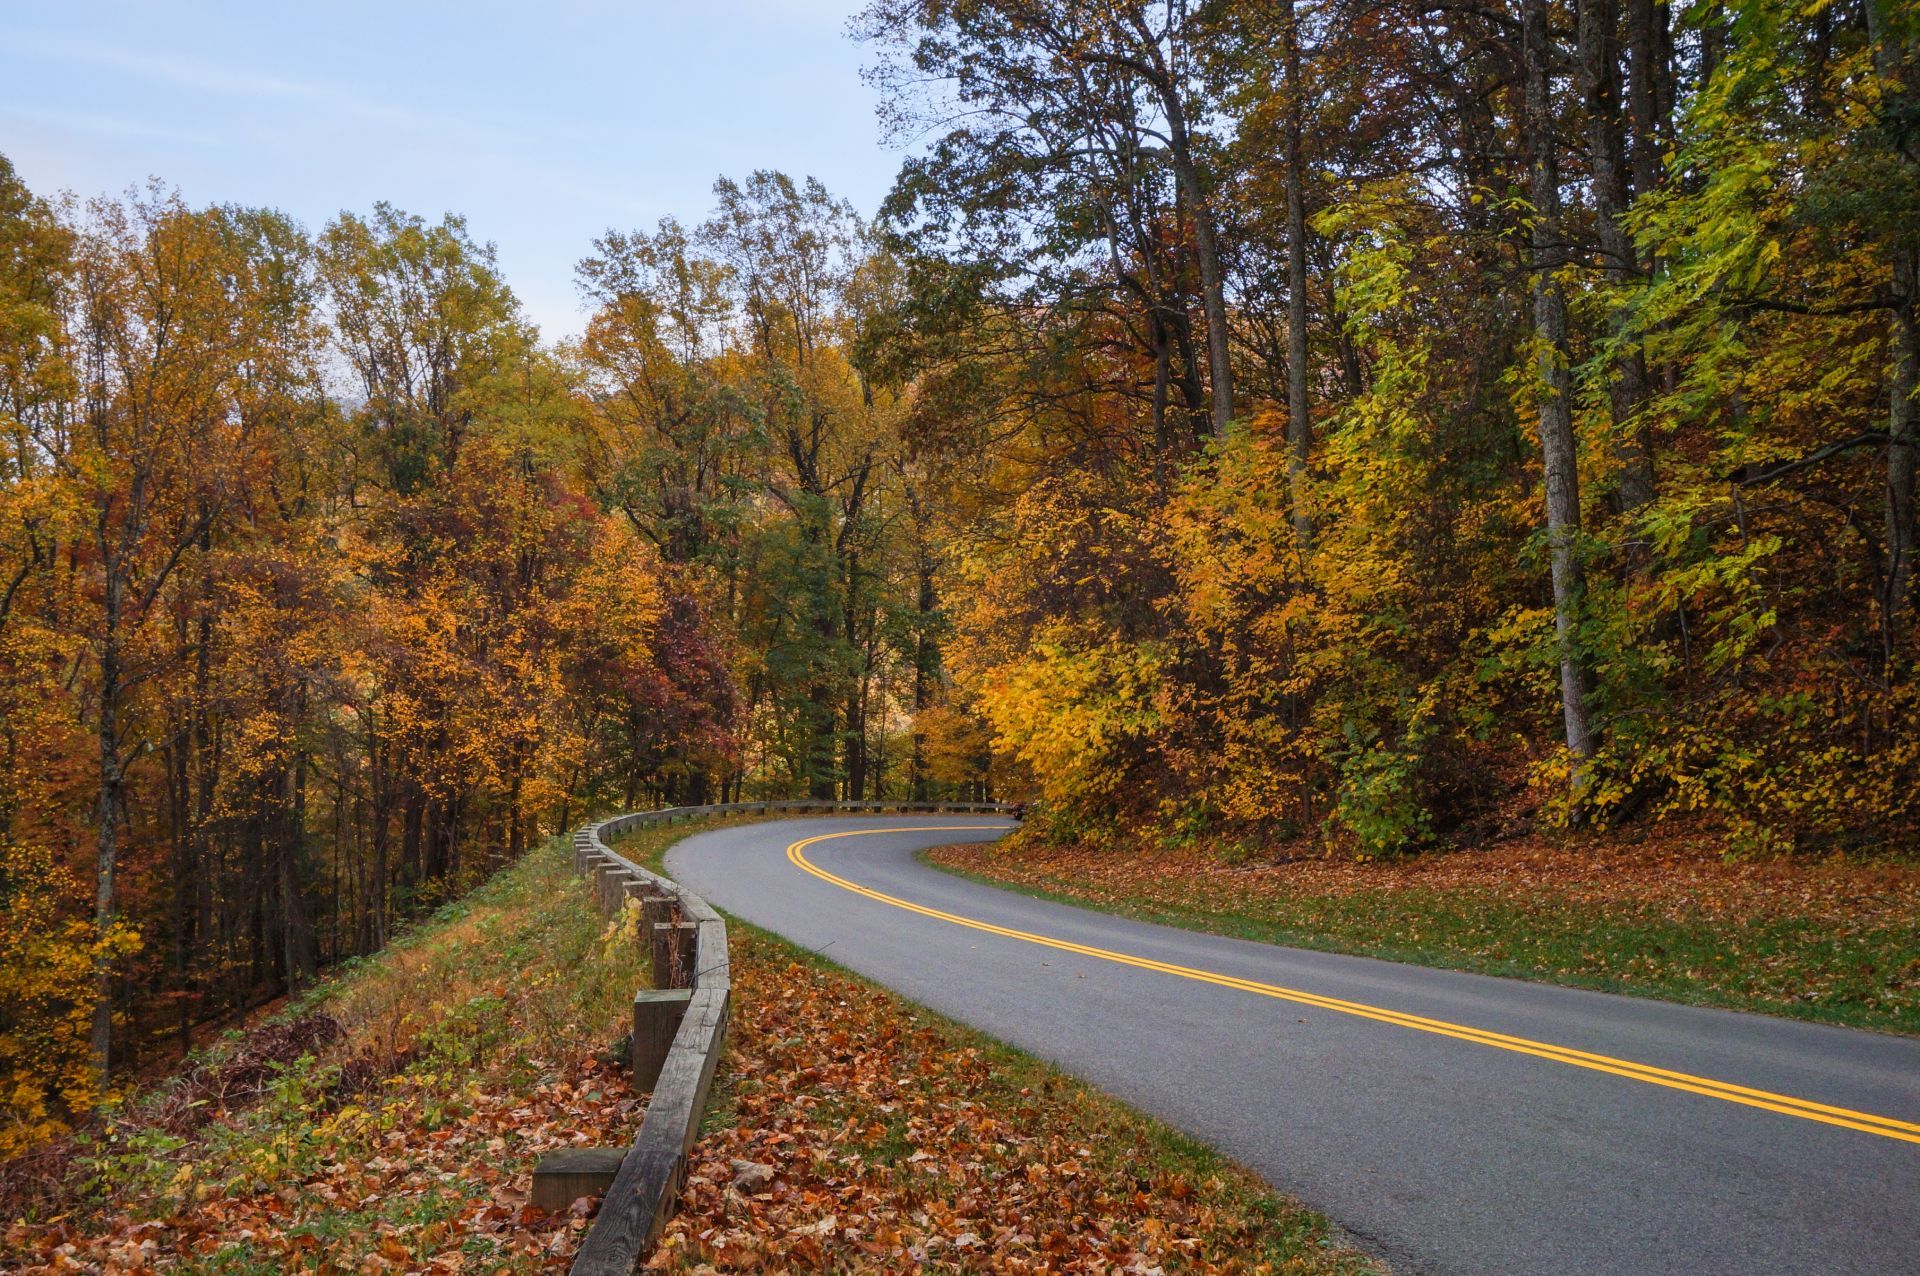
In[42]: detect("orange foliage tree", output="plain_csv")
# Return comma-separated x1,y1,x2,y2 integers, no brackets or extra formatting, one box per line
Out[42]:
0,167,736,1148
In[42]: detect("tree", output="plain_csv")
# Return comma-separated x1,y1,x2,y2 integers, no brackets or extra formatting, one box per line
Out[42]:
1522,0,1598,782
861,0,1236,445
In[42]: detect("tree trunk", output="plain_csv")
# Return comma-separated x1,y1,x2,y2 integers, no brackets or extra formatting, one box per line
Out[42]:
1870,2,1919,658
507,771,525,865
1580,0,1655,512
1884,262,1918,656
1167,304,1208,436
90,624,123,1078
807,682,838,800
1151,310,1172,478
280,771,300,997
166,740,191,1056
1626,0,1663,199
369,729,390,948
402,786,424,888
910,550,937,800
844,679,867,801
1282,0,1313,543
1525,0,1598,784
187,533,216,1030
1158,84,1235,434
842,547,868,801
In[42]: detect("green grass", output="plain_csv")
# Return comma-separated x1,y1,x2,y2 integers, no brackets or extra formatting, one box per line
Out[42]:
924,849,1920,1035
602,810,768,871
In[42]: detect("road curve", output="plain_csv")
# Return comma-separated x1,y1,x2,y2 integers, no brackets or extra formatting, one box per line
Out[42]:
664,817,1920,1275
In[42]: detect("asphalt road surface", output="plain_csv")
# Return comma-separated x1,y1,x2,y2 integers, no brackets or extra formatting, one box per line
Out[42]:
664,817,1920,1275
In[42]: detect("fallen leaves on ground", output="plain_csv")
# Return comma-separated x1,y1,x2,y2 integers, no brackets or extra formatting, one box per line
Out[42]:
651,930,1371,1274
5,824,1371,1275
930,824,1920,1032
4,838,649,1274
10,1057,635,1273
941,822,1920,924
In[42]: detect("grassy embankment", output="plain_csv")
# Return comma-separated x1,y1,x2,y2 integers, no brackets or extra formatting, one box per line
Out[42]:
928,824,1920,1035
7,817,1371,1274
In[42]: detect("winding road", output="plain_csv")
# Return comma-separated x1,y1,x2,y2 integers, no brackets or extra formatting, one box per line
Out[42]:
664,816,1920,1275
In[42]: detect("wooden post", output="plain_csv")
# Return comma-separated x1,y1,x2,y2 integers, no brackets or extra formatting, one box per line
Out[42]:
641,893,674,929
651,921,699,988
631,987,693,1088
622,879,653,915
596,864,624,915
678,924,699,985
532,1147,626,1212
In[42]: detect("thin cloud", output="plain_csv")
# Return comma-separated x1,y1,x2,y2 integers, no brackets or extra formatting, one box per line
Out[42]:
6,32,429,128
0,102,223,147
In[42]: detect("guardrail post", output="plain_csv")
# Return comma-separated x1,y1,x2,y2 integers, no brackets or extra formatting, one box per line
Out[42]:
651,920,699,989
631,988,693,1089
640,891,674,929
594,863,625,916
677,923,698,984
532,1148,626,1213
621,879,650,912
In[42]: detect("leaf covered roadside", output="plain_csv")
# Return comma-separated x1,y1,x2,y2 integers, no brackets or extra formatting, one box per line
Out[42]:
929,825,1920,1034
4,836,651,1273
8,819,1373,1274
652,927,1373,1274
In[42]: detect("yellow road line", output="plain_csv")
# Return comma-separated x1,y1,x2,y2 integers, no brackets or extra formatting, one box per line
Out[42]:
787,826,1920,1146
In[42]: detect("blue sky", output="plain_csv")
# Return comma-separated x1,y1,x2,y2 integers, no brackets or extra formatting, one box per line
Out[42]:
0,1,899,338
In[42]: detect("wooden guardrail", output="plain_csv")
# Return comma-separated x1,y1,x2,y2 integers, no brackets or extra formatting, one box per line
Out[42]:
565,799,1013,1275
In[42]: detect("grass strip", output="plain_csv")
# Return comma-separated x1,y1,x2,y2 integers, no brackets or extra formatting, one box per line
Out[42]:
925,836,1920,1036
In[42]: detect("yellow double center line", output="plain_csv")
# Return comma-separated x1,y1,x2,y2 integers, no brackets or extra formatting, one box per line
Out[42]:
788,826,1920,1146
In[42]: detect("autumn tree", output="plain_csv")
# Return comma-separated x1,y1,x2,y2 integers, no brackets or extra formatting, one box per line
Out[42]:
0,164,740,1136
578,172,936,805
859,0,1920,857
